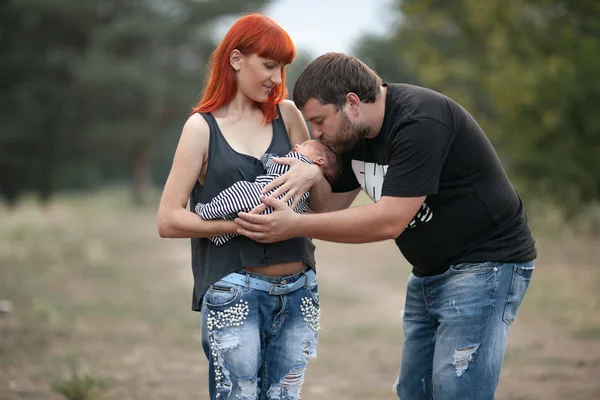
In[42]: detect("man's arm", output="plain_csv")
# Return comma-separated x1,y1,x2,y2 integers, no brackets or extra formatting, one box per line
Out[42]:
236,195,424,243
306,188,359,214
304,171,330,212
237,118,453,243
324,189,361,212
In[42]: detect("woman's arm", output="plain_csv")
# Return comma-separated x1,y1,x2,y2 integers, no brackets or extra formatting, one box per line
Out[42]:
157,114,238,238
279,100,331,212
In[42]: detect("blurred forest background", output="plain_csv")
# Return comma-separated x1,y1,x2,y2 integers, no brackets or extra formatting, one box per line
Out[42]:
1,0,599,221
1,0,600,399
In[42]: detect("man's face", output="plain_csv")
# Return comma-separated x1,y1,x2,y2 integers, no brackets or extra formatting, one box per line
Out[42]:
301,98,368,153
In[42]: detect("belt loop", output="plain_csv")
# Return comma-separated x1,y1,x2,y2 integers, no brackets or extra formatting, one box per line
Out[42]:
244,273,250,291
302,268,309,289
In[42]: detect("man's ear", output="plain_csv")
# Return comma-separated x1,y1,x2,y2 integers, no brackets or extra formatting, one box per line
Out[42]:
345,92,361,116
230,49,243,71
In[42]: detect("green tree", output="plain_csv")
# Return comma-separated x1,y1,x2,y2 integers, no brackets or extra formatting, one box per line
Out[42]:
286,49,313,96
0,0,272,205
0,0,90,204
352,35,421,85
357,0,600,212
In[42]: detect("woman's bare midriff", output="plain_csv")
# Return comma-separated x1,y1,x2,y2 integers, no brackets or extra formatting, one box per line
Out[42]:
243,261,305,277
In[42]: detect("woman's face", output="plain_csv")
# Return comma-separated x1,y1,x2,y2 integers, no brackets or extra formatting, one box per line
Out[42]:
234,53,285,103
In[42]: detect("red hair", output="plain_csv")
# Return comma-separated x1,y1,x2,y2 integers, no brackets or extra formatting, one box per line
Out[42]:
193,14,296,123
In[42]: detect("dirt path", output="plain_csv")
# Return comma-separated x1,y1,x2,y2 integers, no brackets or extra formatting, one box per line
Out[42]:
168,237,600,399
2,202,599,400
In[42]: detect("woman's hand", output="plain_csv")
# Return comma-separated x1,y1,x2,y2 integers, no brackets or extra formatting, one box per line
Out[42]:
260,157,322,209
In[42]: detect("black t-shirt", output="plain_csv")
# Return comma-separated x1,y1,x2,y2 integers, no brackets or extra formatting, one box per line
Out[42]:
332,83,537,276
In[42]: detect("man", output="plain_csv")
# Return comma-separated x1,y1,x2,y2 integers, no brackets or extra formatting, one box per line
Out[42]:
235,52,537,400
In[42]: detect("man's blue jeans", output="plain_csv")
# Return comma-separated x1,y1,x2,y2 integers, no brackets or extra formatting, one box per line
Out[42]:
200,269,320,399
394,261,535,400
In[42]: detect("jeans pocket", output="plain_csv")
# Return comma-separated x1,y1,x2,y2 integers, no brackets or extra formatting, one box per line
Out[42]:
503,263,535,326
306,280,319,306
204,281,242,309
450,261,497,274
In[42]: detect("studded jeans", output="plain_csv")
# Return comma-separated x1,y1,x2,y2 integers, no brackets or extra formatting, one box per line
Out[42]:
394,260,535,400
200,268,320,400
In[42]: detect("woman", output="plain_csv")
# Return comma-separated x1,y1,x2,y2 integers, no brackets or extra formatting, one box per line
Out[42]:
157,13,330,400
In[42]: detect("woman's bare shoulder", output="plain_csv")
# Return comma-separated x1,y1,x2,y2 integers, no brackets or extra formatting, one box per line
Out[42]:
183,112,209,135
278,100,310,144
174,113,210,160
278,99,302,119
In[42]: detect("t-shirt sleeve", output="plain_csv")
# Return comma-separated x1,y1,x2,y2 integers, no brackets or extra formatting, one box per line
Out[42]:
331,152,360,193
382,118,455,197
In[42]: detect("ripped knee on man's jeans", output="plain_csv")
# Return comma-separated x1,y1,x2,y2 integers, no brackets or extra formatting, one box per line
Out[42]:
452,344,480,377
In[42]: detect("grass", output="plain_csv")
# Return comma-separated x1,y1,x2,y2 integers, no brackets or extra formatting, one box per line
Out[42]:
50,358,113,400
0,189,199,399
1,188,599,399
571,325,600,341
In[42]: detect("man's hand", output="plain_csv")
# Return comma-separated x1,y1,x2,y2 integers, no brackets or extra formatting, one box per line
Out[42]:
236,196,300,243
261,158,321,209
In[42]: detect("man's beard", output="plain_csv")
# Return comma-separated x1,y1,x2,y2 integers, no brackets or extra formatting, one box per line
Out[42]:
325,111,369,153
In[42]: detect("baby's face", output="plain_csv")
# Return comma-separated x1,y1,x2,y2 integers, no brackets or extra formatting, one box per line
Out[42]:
291,140,327,163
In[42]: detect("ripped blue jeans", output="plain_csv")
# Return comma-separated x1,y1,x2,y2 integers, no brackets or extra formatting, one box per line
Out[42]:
201,269,320,400
394,261,535,400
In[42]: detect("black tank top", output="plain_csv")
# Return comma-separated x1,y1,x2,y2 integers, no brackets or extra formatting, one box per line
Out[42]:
189,106,316,311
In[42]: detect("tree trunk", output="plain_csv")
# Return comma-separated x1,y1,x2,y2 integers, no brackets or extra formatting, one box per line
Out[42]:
0,164,23,208
38,125,57,204
131,143,150,206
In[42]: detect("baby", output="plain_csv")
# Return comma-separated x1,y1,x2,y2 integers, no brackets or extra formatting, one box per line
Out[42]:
195,139,339,246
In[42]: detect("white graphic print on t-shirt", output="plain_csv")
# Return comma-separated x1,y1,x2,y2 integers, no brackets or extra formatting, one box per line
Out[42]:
351,159,432,230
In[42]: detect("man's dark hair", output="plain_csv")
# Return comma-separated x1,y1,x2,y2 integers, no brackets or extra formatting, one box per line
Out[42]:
293,52,382,110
